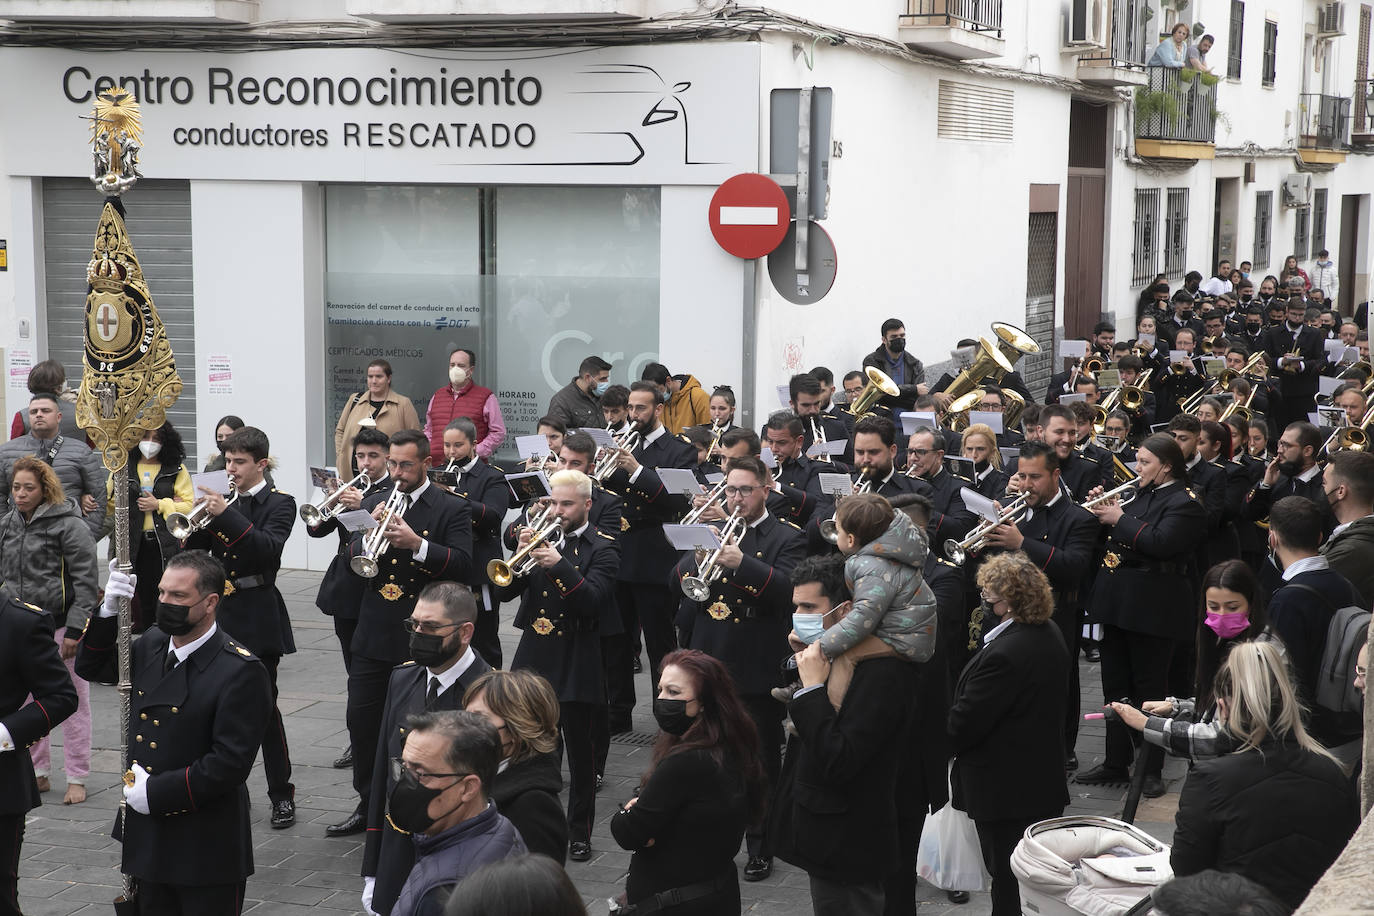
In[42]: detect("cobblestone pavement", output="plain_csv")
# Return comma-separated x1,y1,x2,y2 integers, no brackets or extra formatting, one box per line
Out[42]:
19,568,1182,915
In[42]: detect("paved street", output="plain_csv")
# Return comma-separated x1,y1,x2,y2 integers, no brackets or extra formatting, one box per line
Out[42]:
18,568,1182,916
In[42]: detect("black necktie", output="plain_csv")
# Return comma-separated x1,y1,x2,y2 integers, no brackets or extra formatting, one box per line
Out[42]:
164,651,178,674
426,677,439,710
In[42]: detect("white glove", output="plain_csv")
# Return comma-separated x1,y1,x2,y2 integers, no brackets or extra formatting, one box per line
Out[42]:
0,724,13,753
101,560,137,619
362,876,377,915
123,763,150,815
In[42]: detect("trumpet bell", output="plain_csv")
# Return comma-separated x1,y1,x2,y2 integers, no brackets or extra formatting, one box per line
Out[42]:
350,555,380,579
847,366,901,418
299,504,325,527
819,518,839,543
682,576,711,602
943,538,968,567
1119,387,1146,412
487,559,514,588
166,513,194,541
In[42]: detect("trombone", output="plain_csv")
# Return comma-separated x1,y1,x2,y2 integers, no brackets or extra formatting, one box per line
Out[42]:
809,416,832,464
1178,377,1220,413
487,502,566,587
943,494,1030,566
591,426,641,481
168,489,239,540
681,509,746,601
819,468,873,543
350,483,408,578
1218,385,1257,422
1321,404,1374,455
300,471,369,526
1079,480,1140,510
707,420,729,459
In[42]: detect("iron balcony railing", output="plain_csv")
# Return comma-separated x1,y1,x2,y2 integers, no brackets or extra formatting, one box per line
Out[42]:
1136,66,1218,144
1298,93,1351,149
1080,0,1151,67
1347,81,1372,141
902,0,1003,35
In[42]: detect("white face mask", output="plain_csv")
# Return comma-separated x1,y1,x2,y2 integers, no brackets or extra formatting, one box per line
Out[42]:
138,441,162,460
449,366,469,387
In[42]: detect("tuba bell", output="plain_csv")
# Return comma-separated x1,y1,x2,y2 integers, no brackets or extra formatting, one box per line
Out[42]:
942,337,1014,402
940,389,985,433
846,366,901,419
989,322,1041,371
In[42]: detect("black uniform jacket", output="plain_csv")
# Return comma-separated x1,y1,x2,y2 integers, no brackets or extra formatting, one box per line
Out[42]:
75,616,272,886
361,652,493,915
1090,480,1208,640
1014,496,1098,605
672,513,805,696
184,485,297,657
1263,322,1326,399
445,457,511,602
805,469,932,554
504,487,623,548
0,595,77,815
921,468,977,546
349,483,472,665
503,524,621,703
309,474,392,619
770,454,824,526
600,429,696,584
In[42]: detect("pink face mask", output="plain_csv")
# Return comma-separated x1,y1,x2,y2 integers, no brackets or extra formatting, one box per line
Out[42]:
1205,611,1250,639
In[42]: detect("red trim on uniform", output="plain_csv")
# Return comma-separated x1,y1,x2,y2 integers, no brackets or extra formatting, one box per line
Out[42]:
184,767,197,810
223,523,253,548
34,699,51,729
560,576,585,597
1040,546,1055,570
757,567,774,592
1130,524,1145,548
638,480,666,502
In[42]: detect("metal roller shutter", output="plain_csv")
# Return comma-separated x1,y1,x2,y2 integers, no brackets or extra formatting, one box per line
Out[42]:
42,178,198,460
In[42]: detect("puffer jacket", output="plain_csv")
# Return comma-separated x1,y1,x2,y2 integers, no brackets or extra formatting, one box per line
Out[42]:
1320,514,1374,606
663,375,711,435
0,497,98,631
820,511,937,664
390,802,526,916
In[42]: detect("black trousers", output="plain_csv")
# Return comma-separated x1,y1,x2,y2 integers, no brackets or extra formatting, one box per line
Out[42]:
0,815,20,916
607,582,679,727
740,692,783,858
132,532,166,634
471,598,503,670
258,655,293,803
1099,625,1172,774
975,814,1054,916
333,615,358,675
1051,600,1082,755
347,653,396,812
135,879,247,916
592,692,611,776
559,701,598,844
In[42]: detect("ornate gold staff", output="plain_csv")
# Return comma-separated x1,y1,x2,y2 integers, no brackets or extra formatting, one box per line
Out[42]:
75,87,182,913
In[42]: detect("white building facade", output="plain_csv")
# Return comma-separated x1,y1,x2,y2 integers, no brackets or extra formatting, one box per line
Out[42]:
0,0,1369,569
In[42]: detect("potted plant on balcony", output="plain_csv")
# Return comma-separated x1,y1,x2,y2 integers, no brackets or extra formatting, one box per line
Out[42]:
1136,87,1181,132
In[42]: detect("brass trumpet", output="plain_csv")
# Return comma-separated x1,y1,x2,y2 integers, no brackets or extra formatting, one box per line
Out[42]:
300,471,369,526
350,483,408,578
168,489,239,540
681,509,746,601
819,468,873,543
683,478,730,524
943,494,1029,566
846,366,900,419
591,426,641,481
809,416,832,464
487,502,565,587
1079,480,1140,510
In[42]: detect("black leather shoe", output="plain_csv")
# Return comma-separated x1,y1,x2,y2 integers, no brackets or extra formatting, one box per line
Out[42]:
743,856,772,882
270,799,296,829
326,810,366,837
569,840,592,862
332,746,354,769
947,890,970,904
1142,775,1167,798
1075,764,1129,785
1084,645,1101,663
632,655,643,674
1065,752,1079,771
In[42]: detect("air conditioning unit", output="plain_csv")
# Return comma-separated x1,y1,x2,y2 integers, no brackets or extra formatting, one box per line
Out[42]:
1062,0,1107,51
1318,1,1346,36
1283,173,1313,208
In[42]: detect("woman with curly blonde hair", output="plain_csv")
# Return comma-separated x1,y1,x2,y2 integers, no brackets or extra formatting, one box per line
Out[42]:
948,552,1068,915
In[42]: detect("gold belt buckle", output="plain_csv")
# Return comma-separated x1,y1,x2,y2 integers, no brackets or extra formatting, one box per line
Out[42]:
1103,551,1122,571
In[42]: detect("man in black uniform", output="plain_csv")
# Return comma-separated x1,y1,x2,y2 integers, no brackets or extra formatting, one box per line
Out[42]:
307,426,391,777
504,469,620,862
673,456,806,881
1114,356,1156,444
345,428,472,845
182,425,298,828
788,373,853,468
361,581,490,916
438,417,511,669
807,415,931,553
762,411,824,526
904,427,977,547
0,589,76,914
1263,298,1326,430
76,551,271,915
1035,405,1108,499
1243,421,1333,524
981,442,1098,769
601,381,696,730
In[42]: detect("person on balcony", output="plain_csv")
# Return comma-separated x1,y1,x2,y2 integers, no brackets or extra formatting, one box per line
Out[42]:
1187,34,1215,73
1148,22,1190,69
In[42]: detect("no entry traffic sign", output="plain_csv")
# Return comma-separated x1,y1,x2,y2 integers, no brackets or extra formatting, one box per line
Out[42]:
708,173,790,259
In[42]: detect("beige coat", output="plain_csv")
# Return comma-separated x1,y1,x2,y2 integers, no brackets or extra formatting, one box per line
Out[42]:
333,390,421,476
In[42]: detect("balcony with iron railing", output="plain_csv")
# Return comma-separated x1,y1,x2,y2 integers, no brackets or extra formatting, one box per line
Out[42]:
1134,66,1217,159
1348,80,1374,146
1297,92,1351,163
1075,0,1149,87
898,0,1006,60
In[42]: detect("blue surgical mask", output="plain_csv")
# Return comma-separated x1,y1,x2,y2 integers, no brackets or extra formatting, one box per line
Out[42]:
593,381,610,397
792,613,827,645
659,388,671,404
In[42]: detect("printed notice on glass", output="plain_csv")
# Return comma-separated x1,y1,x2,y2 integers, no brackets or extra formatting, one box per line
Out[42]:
207,354,234,395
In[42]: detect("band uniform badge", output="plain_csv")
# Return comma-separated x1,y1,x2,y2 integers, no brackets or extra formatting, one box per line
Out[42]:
532,617,554,636
620,517,630,532
707,600,731,621
1103,551,1122,571
380,583,404,601
222,580,236,597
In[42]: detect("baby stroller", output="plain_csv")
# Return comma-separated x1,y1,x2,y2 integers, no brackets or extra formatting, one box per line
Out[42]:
1011,816,1171,916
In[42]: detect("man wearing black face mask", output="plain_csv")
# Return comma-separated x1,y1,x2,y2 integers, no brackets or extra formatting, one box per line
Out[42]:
1262,299,1326,429
863,318,928,405
75,550,272,916
1160,291,1205,349
361,581,489,916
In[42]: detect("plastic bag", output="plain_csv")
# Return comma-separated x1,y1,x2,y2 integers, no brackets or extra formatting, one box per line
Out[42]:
916,801,990,892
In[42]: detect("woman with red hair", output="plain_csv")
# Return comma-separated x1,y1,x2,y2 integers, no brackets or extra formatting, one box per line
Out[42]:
610,649,764,915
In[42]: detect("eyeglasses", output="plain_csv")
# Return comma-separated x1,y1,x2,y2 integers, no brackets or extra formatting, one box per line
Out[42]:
390,757,470,788
723,486,758,498
908,448,933,458
1357,665,1368,678
403,618,462,635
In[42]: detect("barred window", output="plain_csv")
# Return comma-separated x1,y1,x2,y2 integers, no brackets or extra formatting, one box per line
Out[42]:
1294,205,1311,260
1164,188,1190,279
1228,0,1245,80
1133,188,1162,285
1262,20,1278,87
1312,188,1328,255
1254,191,1273,268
